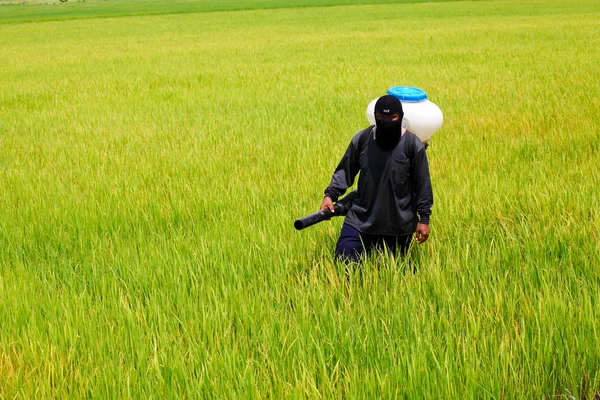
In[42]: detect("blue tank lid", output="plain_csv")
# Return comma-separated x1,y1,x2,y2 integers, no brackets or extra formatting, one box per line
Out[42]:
387,86,427,103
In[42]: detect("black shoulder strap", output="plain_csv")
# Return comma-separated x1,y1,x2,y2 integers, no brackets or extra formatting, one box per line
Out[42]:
404,131,417,163
357,126,373,154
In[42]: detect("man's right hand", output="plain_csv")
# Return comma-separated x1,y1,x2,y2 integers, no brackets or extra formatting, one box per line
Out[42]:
320,197,335,213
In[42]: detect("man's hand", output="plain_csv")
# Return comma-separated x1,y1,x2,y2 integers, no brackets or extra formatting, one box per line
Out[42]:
415,224,430,244
320,197,335,213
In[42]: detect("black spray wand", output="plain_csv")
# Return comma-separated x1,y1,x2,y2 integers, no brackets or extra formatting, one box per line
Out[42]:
294,191,359,231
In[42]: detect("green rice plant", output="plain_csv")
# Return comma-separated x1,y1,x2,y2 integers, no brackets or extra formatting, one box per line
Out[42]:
0,0,599,397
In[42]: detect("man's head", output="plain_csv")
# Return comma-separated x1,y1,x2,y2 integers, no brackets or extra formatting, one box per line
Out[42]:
374,94,404,122
374,95,404,150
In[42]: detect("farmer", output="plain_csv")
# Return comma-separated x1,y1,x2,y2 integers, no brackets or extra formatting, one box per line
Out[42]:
321,95,433,263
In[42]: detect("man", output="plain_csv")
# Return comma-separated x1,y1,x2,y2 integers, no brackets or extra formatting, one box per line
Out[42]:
321,95,433,263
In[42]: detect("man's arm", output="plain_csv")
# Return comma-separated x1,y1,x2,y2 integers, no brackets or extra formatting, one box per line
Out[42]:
320,140,361,211
412,147,433,243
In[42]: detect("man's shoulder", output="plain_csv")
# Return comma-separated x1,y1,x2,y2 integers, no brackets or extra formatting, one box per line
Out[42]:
404,130,426,155
350,126,374,147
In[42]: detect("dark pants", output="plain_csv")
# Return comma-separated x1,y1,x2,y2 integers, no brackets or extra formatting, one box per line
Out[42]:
335,223,412,264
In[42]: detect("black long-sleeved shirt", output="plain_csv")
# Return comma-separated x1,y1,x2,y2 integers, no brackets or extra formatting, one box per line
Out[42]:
324,127,433,236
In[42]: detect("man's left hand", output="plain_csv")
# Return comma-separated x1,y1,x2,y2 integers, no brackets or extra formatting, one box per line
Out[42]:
415,224,430,244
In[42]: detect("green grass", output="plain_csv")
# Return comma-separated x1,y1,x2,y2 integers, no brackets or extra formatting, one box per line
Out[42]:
0,0,482,24
1,0,599,397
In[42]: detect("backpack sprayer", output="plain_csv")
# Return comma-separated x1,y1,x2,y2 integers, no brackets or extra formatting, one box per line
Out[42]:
294,86,443,230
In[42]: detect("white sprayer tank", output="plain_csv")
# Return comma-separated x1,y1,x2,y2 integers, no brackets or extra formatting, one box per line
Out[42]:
366,86,443,143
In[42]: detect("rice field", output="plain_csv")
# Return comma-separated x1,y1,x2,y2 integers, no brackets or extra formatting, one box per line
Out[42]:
1,0,599,397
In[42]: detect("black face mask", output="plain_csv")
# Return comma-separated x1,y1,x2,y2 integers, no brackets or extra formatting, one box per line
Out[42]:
375,117,402,151
374,95,404,151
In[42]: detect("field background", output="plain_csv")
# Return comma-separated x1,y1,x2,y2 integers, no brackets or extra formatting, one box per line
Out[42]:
0,0,482,24
1,0,599,397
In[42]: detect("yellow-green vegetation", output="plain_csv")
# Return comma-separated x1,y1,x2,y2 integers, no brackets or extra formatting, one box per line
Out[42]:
1,0,599,397
0,0,474,24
